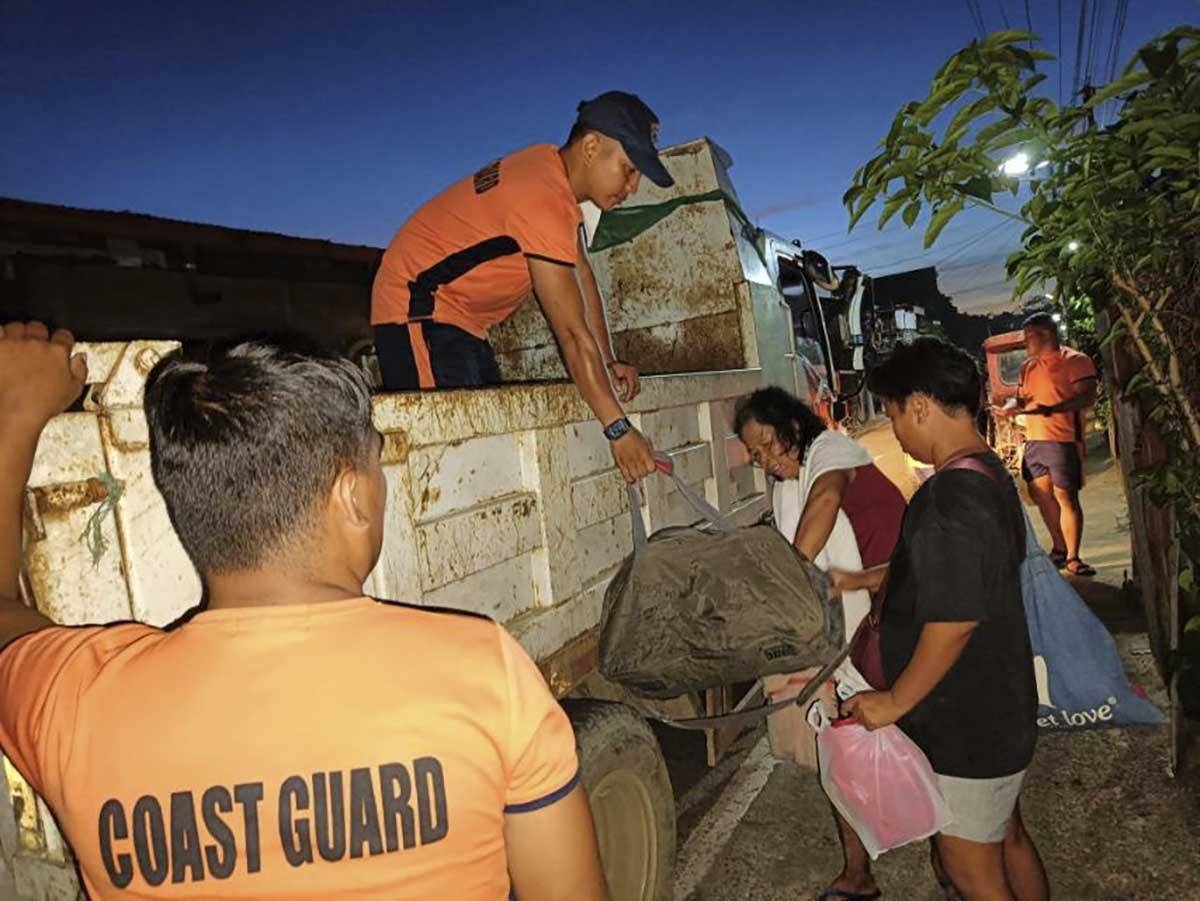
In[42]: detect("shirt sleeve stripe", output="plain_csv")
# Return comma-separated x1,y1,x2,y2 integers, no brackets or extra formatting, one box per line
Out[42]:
503,769,581,815
524,252,575,267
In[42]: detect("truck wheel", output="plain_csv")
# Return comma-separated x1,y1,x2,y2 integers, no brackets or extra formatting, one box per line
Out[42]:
562,699,675,901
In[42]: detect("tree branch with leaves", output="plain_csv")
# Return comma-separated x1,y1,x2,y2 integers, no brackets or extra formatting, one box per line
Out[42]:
844,25,1200,599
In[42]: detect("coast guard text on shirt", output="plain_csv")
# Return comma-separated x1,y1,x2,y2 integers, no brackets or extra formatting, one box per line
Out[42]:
97,758,448,887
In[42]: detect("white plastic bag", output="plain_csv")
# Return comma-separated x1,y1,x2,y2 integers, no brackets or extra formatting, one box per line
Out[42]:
808,700,952,859
764,668,837,770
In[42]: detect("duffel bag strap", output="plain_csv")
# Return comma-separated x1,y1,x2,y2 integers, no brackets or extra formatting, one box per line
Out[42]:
644,646,851,732
626,454,737,550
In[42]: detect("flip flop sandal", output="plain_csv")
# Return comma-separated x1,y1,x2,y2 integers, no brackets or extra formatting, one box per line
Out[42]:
1049,547,1068,568
817,890,882,901
1065,557,1096,577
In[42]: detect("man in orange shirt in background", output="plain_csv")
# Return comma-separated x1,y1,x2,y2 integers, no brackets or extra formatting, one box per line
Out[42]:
0,322,608,901
998,312,1099,577
372,91,674,485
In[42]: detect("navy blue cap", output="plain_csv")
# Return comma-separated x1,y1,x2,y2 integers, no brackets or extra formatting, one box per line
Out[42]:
576,91,674,189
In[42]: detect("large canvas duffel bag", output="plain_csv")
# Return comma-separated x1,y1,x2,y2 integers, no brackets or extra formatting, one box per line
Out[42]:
599,467,845,699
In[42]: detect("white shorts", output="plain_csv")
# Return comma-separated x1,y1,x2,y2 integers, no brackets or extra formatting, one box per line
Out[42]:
937,770,1027,843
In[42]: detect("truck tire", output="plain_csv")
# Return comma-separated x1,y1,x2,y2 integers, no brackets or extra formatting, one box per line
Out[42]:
562,699,675,901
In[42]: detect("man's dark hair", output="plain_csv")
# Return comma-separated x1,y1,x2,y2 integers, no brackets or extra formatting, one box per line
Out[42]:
1023,311,1060,341
867,337,983,417
564,120,593,147
733,386,827,456
144,341,374,574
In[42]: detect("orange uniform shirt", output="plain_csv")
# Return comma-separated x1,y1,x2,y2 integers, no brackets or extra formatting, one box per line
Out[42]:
1019,347,1098,442
372,144,583,339
0,598,578,900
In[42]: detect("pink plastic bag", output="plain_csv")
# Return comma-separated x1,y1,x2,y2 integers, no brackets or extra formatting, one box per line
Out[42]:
808,702,951,859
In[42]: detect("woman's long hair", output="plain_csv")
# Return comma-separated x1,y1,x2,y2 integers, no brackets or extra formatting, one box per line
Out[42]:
733,386,827,458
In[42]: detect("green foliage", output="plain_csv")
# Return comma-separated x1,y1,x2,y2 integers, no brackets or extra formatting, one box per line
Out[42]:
847,25,1200,629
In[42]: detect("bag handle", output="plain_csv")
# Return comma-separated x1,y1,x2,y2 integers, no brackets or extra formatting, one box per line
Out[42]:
627,454,736,550
646,644,851,732
807,696,830,732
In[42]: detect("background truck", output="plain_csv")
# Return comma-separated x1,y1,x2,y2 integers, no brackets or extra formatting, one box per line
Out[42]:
983,330,1030,471
0,138,881,901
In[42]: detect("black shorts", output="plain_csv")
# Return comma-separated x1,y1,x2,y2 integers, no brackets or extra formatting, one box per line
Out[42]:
1021,440,1082,491
374,322,502,391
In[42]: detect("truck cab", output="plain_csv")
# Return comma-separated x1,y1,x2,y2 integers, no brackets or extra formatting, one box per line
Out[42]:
758,233,881,425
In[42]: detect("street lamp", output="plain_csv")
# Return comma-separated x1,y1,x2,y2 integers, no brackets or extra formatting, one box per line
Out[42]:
999,151,1052,178
1001,151,1032,177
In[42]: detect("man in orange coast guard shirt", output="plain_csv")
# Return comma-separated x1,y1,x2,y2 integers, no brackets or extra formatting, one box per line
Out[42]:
372,90,675,486
0,321,608,900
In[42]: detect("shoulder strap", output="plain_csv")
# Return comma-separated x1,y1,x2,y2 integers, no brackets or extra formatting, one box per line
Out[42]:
942,454,999,480
942,454,1028,558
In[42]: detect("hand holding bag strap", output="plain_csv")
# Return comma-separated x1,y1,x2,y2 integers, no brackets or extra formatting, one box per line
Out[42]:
625,454,737,549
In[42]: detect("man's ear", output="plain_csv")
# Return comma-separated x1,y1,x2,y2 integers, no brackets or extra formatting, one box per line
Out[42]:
580,131,602,165
911,394,930,424
332,466,371,529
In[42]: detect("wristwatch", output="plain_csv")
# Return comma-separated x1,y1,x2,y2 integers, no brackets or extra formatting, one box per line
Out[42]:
604,417,633,442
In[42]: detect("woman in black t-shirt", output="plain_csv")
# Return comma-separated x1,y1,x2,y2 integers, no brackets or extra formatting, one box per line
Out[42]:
833,339,1048,901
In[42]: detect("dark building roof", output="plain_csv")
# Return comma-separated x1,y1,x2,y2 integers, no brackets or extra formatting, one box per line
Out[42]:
0,198,382,351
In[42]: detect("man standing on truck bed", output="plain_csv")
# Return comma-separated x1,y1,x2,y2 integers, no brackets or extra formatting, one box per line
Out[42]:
0,321,609,901
371,91,673,484
996,312,1099,577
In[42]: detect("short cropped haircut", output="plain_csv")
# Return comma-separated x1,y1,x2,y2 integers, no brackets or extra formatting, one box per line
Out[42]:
564,120,596,147
144,341,375,574
1023,311,1059,338
867,337,983,417
733,386,827,457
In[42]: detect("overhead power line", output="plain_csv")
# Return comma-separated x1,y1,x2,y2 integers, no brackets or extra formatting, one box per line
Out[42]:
996,0,1012,30
950,277,1015,294
1085,0,1104,85
965,0,987,38
855,220,1020,273
935,219,1023,269
1072,0,1089,101
1057,0,1065,106
1100,0,1130,124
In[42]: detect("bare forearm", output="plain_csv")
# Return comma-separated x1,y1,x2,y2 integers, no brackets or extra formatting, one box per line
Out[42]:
889,621,976,714
577,264,616,364
0,428,52,642
1023,382,1097,414
560,331,624,426
1,429,39,600
1045,390,1097,414
795,494,840,561
834,566,888,594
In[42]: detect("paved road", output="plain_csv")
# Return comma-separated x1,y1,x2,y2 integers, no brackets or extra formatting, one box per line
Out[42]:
663,426,1200,901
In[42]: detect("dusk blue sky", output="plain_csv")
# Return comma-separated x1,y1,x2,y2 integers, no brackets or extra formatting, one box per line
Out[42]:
3,0,1195,310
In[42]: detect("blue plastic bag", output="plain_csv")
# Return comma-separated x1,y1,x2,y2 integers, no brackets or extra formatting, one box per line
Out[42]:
1019,513,1165,730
